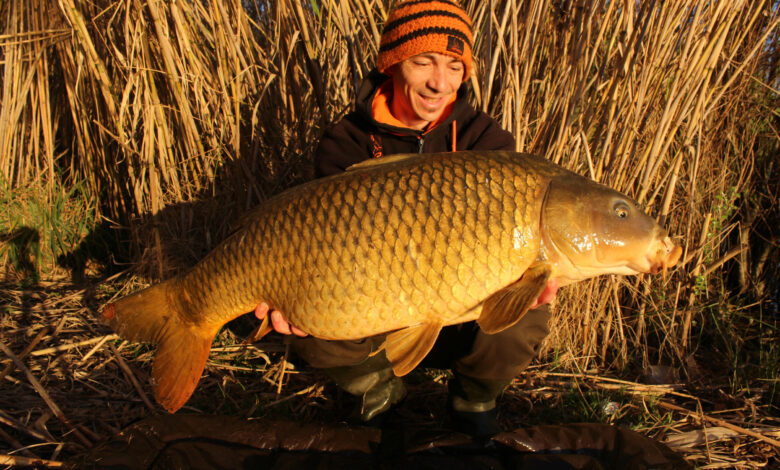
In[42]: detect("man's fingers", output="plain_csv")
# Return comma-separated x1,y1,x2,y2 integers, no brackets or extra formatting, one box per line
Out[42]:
290,324,308,337
529,279,560,310
254,302,270,320
270,310,292,335
256,303,307,336
538,278,559,305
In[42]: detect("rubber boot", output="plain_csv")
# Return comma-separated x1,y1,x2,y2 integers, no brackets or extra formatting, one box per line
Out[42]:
323,353,407,423
447,374,511,438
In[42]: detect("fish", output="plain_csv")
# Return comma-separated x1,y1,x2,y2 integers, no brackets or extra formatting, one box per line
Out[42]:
101,151,682,412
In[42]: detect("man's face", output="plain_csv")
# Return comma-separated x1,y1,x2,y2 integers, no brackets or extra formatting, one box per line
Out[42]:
390,52,465,130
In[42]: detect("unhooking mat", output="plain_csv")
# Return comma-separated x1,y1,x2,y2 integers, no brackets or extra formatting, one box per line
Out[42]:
69,415,692,469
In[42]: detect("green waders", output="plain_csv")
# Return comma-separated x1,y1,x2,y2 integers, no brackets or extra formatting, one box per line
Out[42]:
290,305,551,435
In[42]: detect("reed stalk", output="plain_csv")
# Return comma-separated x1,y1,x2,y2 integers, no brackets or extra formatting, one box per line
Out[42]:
1,0,777,371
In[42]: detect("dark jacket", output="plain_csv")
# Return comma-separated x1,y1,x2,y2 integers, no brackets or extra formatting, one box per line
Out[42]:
314,70,515,177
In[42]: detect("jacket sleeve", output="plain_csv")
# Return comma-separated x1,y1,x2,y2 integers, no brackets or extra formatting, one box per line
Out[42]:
314,115,372,177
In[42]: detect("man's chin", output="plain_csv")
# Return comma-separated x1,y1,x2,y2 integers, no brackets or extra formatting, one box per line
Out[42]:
415,109,444,124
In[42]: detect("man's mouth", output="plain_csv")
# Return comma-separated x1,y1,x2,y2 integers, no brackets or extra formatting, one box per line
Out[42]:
418,94,445,110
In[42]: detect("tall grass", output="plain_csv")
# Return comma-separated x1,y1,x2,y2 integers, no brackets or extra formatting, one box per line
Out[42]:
1,0,778,373
0,175,98,284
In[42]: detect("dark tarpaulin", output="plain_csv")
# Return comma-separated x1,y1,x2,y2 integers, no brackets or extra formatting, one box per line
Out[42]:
69,415,691,469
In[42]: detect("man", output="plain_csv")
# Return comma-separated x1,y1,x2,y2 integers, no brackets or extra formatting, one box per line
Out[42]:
256,0,557,436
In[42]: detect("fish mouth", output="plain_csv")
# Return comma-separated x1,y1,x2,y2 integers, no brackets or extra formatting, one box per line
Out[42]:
646,236,683,278
101,303,116,320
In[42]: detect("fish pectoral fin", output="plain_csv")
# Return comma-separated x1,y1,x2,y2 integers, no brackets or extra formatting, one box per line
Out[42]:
478,264,551,334
384,322,443,377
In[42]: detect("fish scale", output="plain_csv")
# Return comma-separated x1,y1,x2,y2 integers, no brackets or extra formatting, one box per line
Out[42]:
261,153,542,339
102,150,682,412
178,152,539,339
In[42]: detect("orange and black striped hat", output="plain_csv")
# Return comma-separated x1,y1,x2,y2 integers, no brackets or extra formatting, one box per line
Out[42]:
376,0,473,80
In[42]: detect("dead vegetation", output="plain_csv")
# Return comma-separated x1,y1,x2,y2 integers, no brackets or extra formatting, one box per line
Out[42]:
1,0,779,467
1,279,778,467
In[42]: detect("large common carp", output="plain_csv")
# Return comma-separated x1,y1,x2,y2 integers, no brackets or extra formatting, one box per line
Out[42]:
102,151,682,412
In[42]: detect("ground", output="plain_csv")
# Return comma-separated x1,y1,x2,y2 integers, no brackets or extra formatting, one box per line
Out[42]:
0,277,778,468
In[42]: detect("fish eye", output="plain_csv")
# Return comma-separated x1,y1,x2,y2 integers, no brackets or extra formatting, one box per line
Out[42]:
614,202,630,219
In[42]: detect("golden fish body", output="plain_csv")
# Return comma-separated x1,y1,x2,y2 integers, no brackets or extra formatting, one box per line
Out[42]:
183,151,549,338
102,151,681,412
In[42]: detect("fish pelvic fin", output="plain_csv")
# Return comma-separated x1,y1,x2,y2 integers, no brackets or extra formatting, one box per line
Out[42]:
478,264,551,334
242,314,273,345
384,322,443,376
100,279,217,413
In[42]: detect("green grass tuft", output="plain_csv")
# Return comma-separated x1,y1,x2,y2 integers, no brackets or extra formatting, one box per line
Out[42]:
0,175,100,283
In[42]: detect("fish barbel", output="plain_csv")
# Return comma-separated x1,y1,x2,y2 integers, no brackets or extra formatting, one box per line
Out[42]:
101,151,682,412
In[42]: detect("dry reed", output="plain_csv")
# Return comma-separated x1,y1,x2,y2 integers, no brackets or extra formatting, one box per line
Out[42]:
1,0,778,451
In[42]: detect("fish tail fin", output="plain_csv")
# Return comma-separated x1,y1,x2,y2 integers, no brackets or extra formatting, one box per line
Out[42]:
100,280,217,412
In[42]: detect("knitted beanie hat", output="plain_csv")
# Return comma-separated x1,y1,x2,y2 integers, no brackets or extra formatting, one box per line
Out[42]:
376,0,473,80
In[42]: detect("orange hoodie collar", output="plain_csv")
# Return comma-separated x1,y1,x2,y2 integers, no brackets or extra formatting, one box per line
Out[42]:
371,80,457,134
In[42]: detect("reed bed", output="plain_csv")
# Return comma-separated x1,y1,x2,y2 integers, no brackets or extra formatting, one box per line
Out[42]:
1,0,778,466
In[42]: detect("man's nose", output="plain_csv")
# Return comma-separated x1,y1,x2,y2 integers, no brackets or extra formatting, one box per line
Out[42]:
427,64,448,92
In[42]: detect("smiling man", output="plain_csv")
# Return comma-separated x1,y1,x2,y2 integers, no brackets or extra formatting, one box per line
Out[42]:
388,52,464,129
313,0,517,174
256,0,556,437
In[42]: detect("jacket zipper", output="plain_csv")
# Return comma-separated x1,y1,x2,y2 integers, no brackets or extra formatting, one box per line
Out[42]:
417,136,424,153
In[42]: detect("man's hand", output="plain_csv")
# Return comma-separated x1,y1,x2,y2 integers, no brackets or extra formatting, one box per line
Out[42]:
254,303,308,337
529,278,559,310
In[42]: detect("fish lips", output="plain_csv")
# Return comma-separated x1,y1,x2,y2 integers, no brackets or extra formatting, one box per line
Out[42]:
644,236,683,277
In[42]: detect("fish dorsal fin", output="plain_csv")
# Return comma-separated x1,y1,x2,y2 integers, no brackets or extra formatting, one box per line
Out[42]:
346,153,421,171
383,322,443,376
478,264,551,334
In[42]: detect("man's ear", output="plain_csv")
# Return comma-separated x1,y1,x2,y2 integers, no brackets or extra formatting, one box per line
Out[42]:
385,64,398,76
